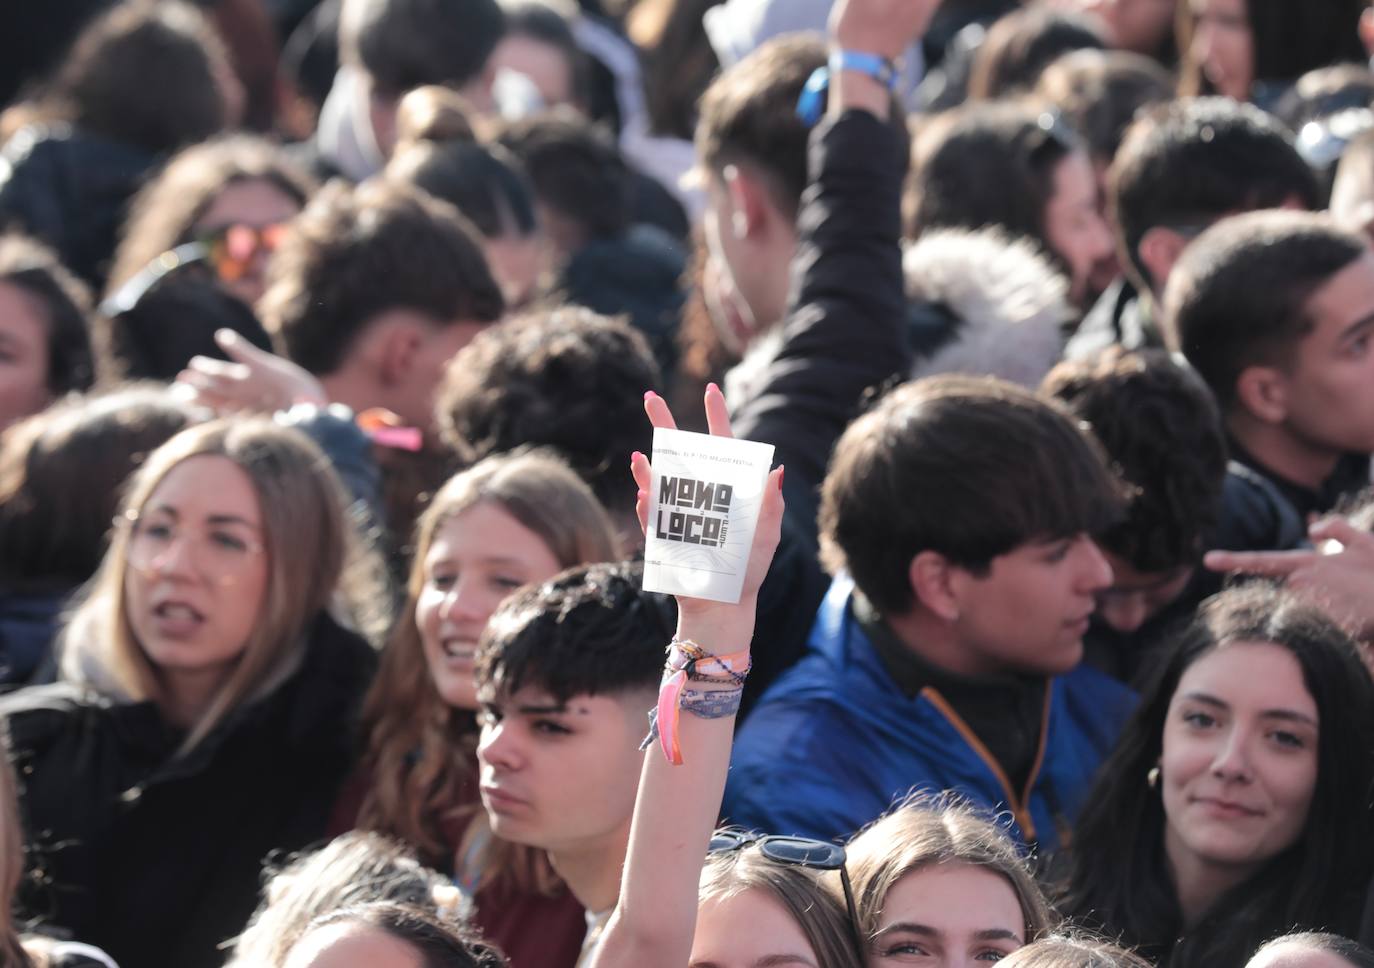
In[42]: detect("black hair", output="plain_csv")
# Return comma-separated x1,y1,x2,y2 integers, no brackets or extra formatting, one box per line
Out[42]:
101,268,275,382
388,140,538,239
907,102,1082,262
435,306,660,516
495,109,630,245
1110,97,1320,293
476,561,673,705
0,234,96,396
340,0,505,97
1162,209,1367,412
1060,584,1374,968
819,375,1127,615
1042,348,1227,573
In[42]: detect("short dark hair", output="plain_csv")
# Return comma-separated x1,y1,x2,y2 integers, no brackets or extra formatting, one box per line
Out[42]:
1109,98,1320,293
388,139,537,239
340,0,505,96
906,102,1080,259
260,180,504,375
967,7,1107,101
101,270,276,382
302,902,505,968
695,34,827,223
819,375,1126,616
1062,585,1374,966
0,234,96,397
1162,209,1368,412
1035,49,1174,166
40,0,228,156
0,384,200,591
1043,348,1227,573
435,306,660,515
495,109,630,244
476,562,672,705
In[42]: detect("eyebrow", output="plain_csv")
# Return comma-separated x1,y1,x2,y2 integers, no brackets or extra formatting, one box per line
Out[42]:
1338,311,1374,342
145,505,261,530
874,923,1024,944
1180,691,1318,727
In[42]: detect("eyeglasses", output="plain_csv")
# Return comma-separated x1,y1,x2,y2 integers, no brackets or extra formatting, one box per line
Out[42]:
123,511,265,585
708,831,865,957
197,222,289,284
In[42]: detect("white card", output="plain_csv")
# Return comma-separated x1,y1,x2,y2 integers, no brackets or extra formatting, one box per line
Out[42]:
642,427,775,603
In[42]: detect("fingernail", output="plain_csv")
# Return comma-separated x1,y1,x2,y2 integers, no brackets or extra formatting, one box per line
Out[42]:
631,451,643,464
644,390,657,401
778,465,785,490
707,382,720,395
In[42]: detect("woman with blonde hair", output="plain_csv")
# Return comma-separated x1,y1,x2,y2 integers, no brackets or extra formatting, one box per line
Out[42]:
843,796,1054,965
0,417,383,968
332,448,619,968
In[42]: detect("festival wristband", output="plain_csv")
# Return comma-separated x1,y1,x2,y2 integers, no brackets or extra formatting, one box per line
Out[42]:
641,686,744,758
653,638,751,765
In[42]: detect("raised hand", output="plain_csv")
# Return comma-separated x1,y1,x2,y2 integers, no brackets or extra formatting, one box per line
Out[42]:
174,329,326,415
629,384,783,616
830,0,943,60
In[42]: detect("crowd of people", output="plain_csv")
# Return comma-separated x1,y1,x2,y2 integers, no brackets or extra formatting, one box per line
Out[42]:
1,0,1374,965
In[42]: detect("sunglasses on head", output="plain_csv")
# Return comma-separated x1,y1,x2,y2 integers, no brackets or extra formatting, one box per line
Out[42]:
708,831,865,957
196,222,289,283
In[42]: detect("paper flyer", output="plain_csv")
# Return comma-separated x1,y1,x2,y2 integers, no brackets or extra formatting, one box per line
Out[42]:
642,427,775,603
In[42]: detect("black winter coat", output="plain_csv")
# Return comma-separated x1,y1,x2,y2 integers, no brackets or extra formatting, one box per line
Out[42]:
1,612,376,968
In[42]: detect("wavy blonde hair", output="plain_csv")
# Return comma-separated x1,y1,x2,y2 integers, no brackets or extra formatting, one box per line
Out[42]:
357,450,618,870
844,794,1055,949
59,417,368,754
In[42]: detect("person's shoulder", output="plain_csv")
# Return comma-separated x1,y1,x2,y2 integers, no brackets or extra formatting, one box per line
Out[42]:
1214,460,1306,552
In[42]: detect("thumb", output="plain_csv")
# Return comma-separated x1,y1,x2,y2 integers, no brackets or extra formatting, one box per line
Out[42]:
215,328,277,367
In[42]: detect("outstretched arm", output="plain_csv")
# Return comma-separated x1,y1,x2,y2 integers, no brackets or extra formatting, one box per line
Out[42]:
590,384,783,968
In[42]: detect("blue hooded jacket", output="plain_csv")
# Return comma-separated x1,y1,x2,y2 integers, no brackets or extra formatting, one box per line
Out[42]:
722,578,1136,849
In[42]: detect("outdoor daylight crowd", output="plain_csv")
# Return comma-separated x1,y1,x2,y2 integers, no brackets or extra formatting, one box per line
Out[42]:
5,0,1374,965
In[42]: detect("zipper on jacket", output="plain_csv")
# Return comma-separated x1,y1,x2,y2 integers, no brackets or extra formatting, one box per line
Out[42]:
919,684,1053,841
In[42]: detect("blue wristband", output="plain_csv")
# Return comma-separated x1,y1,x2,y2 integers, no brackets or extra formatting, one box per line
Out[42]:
795,49,900,126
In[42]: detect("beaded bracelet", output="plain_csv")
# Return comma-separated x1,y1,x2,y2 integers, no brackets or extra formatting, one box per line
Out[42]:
651,638,751,765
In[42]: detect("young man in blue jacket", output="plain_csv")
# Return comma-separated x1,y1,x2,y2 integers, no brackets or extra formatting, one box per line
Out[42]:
722,375,1136,851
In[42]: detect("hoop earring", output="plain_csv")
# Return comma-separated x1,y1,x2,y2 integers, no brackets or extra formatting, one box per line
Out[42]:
1147,766,1160,789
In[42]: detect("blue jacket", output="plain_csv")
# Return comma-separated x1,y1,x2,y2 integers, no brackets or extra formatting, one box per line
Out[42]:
722,579,1135,850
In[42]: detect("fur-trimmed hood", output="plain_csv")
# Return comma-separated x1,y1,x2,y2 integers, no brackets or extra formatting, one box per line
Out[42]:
905,228,1074,388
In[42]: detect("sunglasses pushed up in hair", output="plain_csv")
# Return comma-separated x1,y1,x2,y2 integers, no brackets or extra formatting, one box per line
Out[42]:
708,830,865,957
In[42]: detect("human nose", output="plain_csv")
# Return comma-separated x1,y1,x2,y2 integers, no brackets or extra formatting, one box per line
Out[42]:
1099,594,1150,634
477,719,522,772
1078,539,1114,592
439,575,486,623
1210,726,1252,781
141,533,199,579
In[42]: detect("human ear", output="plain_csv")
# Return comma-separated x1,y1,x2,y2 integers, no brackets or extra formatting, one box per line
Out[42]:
722,164,767,240
909,550,961,622
377,316,425,386
1361,7,1374,57
1235,365,1288,424
1138,226,1192,295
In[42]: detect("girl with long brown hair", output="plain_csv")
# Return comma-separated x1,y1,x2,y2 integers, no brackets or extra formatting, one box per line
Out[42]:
334,449,619,968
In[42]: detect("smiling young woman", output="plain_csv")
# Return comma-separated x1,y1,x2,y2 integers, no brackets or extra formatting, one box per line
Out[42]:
1058,584,1374,967
0,417,386,968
